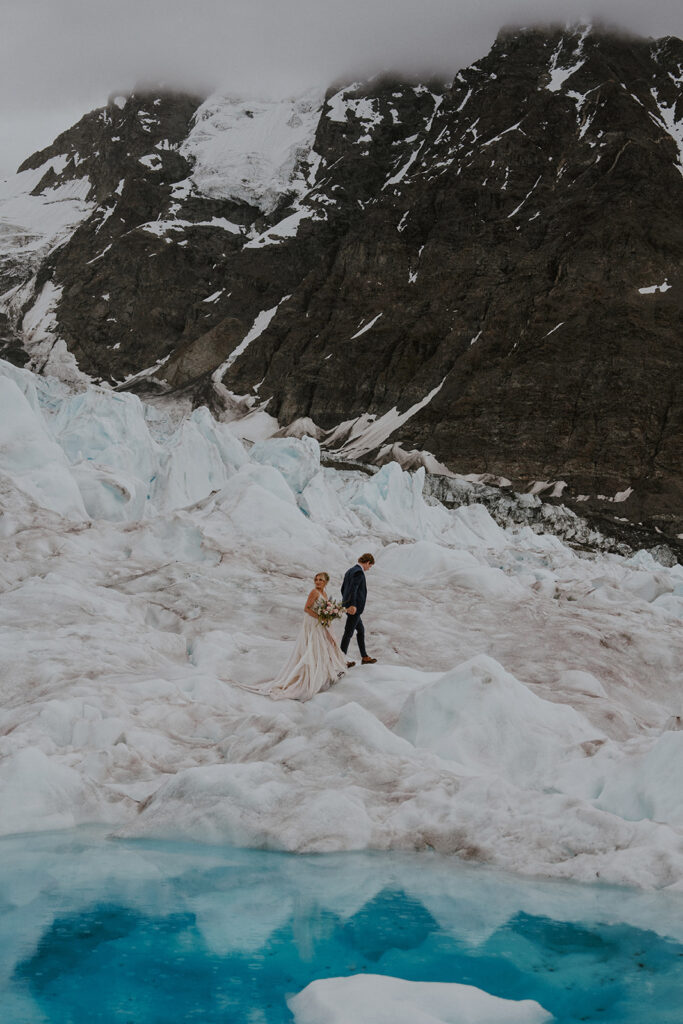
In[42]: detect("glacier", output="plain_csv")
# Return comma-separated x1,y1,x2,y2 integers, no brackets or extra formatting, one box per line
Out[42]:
1,357,683,890
180,90,325,214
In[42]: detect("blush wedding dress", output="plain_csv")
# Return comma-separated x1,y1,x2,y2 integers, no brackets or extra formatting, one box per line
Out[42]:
266,598,347,701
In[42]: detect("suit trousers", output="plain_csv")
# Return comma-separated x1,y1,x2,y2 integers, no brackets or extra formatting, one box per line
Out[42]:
340,612,367,658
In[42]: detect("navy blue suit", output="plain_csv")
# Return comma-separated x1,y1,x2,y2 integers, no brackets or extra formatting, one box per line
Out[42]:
341,564,368,658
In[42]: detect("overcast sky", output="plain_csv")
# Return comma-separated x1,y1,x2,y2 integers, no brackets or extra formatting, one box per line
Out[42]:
1,0,681,178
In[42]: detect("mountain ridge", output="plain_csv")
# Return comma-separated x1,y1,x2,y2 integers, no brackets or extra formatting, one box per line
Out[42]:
0,24,681,544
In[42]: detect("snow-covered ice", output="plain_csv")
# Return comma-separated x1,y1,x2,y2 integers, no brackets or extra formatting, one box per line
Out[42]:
289,975,552,1024
1,358,683,890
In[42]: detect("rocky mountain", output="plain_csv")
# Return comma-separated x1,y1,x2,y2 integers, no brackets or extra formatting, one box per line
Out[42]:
1,24,681,546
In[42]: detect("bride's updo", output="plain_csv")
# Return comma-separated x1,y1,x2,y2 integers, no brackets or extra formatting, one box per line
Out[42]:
314,571,330,583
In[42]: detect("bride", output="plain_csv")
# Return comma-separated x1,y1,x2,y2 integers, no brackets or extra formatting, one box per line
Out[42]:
266,572,347,701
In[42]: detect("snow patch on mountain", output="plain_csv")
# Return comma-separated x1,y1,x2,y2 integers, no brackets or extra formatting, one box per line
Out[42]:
213,302,283,377
649,87,683,176
289,975,552,1024
17,281,88,384
326,379,446,460
141,216,244,238
245,208,318,247
181,90,325,214
639,280,672,294
0,162,94,299
325,89,383,138
546,26,590,92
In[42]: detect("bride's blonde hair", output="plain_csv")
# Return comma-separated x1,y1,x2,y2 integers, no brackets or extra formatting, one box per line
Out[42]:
314,571,330,582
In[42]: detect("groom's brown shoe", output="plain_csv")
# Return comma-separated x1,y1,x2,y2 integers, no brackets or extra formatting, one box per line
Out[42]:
361,657,377,664
346,660,356,668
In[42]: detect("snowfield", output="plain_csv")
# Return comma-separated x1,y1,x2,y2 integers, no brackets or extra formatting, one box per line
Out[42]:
1,358,683,890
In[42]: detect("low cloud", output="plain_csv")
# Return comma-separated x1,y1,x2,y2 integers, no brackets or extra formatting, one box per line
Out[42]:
1,0,681,175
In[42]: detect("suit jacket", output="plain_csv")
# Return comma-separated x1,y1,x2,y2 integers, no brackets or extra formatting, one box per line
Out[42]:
341,564,367,615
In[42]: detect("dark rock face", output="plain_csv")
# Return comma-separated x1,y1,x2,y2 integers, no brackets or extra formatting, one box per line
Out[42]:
2,26,682,540
0,311,28,366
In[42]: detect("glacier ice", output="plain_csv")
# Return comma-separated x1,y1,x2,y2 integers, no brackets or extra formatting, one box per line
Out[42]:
1,357,683,890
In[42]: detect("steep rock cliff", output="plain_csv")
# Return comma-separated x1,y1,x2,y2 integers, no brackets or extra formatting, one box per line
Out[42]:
1,25,681,540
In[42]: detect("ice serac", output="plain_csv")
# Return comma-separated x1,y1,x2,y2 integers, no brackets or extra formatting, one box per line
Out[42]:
395,654,603,787
0,27,682,545
0,374,86,518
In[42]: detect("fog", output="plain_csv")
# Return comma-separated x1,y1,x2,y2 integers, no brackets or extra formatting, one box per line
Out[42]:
1,0,681,177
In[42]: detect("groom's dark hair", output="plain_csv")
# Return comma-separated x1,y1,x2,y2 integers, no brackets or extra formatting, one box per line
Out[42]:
358,553,375,564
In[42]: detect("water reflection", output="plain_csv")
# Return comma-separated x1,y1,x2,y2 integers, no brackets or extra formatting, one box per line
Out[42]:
2,828,683,1023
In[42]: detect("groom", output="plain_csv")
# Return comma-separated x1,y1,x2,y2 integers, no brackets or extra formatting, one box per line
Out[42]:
341,553,377,667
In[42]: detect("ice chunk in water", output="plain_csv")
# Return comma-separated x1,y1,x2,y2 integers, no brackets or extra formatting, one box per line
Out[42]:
289,974,552,1024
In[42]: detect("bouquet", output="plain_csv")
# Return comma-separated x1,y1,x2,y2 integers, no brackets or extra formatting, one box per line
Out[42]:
313,596,345,628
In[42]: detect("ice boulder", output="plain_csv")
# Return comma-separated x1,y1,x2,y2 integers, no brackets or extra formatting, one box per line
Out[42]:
51,388,158,480
0,364,252,521
0,747,101,836
154,410,246,511
377,540,480,580
447,503,509,551
250,435,321,494
0,376,86,518
594,731,683,826
71,464,147,521
351,462,451,539
651,593,683,620
288,975,552,1024
209,463,338,568
224,462,297,506
622,571,674,604
126,760,373,851
376,540,525,601
299,469,355,527
0,356,45,415
395,654,602,787
191,405,247,467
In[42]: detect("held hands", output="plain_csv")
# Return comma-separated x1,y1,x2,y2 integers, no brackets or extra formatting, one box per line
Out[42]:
345,606,357,615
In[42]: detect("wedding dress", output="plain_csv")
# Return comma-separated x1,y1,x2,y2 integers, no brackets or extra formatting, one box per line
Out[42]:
266,611,347,701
